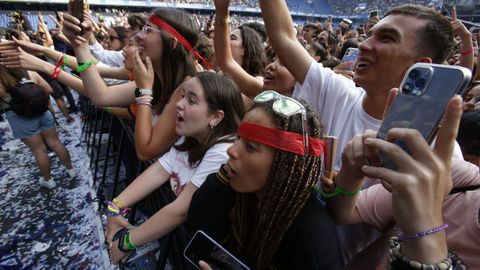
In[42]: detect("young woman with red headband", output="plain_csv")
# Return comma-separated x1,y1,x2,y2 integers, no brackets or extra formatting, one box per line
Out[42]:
57,5,210,160
188,91,342,269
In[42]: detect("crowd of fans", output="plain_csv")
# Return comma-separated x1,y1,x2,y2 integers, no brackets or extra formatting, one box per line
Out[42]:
328,0,434,15
0,0,479,269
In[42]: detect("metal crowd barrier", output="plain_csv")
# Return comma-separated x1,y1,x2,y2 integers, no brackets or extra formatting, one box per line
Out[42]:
79,96,192,270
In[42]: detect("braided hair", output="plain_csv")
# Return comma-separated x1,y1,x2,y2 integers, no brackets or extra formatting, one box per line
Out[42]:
225,99,324,269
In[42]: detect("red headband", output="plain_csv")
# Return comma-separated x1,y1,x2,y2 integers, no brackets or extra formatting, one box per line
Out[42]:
237,122,324,156
148,16,213,70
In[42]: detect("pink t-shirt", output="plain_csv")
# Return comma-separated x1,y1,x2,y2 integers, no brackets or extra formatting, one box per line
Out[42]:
357,158,480,268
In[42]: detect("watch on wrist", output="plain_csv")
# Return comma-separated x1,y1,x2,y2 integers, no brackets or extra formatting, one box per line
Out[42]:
135,88,153,97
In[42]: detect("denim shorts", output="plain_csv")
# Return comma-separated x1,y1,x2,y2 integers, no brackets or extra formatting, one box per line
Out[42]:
5,111,56,140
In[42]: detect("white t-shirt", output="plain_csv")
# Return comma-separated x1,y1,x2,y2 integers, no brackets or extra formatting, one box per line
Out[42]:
159,137,231,196
293,61,381,171
293,60,463,171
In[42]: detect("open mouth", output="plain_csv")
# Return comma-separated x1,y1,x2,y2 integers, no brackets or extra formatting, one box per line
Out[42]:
356,61,370,68
176,113,184,123
264,73,274,83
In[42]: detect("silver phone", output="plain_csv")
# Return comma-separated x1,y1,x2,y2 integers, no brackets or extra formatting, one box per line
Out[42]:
377,63,471,170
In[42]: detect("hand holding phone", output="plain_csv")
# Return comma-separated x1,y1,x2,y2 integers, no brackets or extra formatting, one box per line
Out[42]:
377,63,471,170
184,231,250,270
341,48,359,71
72,0,84,22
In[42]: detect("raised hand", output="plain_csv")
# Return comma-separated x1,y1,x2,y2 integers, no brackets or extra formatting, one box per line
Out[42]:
360,96,462,263
133,48,154,89
214,0,232,16
0,46,46,72
62,0,93,47
106,215,132,248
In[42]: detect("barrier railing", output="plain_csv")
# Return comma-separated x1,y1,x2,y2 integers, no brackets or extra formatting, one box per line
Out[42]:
79,96,192,270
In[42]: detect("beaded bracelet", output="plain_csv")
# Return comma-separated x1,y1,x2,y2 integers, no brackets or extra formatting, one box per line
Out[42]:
398,224,449,242
319,184,360,198
77,59,97,73
389,237,468,270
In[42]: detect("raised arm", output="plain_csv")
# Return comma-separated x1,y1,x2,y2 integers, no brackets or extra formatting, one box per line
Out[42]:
132,49,179,160
259,0,313,84
214,0,264,97
61,11,135,106
451,7,474,71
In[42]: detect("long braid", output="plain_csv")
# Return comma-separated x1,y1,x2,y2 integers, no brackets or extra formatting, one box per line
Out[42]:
226,100,324,269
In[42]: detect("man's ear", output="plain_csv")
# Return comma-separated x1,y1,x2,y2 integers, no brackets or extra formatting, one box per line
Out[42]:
414,56,432,64
210,110,225,128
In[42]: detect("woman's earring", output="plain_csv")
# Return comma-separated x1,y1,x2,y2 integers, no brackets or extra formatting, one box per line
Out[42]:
209,123,215,130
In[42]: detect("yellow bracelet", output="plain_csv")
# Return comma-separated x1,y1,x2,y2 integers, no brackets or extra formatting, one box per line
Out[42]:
113,198,126,209
215,17,229,25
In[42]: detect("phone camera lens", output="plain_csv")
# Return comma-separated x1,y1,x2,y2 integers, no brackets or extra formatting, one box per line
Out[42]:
402,83,413,93
408,69,420,80
414,77,426,89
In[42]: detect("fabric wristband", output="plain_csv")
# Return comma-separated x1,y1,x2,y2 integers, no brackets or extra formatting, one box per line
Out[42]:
77,59,97,73
460,47,474,56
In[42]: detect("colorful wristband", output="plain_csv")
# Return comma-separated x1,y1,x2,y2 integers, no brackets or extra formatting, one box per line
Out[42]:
124,231,136,251
320,184,360,198
460,47,474,56
398,224,449,242
77,59,96,73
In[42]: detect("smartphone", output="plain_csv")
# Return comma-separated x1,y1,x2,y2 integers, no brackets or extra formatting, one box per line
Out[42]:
184,231,250,270
377,63,471,170
341,48,359,70
73,0,84,22
369,10,379,18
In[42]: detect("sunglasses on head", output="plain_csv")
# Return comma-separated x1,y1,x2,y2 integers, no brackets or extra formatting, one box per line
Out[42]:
253,91,309,155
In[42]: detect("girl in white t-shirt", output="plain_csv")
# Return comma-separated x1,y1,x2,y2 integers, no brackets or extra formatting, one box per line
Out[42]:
105,72,245,264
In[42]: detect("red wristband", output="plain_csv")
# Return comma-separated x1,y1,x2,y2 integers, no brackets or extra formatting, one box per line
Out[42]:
51,66,61,79
460,48,474,56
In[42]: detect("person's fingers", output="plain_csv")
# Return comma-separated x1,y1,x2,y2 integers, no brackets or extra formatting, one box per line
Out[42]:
384,128,432,163
360,164,403,189
63,19,82,33
362,130,382,166
334,61,353,71
0,50,21,57
0,40,16,47
320,176,335,192
145,56,153,74
352,133,367,169
452,6,457,21
364,136,418,171
382,88,398,121
199,261,213,270
433,96,462,164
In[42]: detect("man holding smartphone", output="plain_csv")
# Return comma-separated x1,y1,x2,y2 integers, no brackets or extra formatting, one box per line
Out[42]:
259,1,459,266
